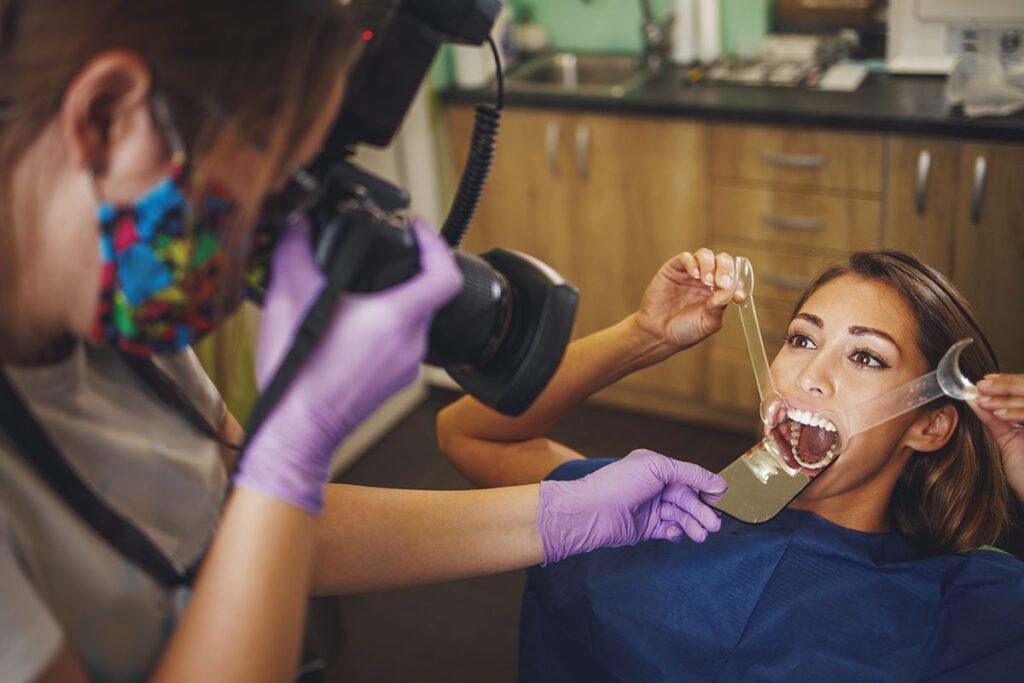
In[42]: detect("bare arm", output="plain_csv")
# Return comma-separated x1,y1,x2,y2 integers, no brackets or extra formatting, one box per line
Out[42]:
310,483,543,594
437,316,671,487
438,249,742,489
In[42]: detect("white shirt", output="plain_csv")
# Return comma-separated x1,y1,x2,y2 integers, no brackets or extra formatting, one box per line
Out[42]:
0,342,227,682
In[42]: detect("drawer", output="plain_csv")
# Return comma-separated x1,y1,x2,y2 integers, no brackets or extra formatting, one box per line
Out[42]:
711,185,881,253
708,346,760,413
712,242,842,308
711,124,884,194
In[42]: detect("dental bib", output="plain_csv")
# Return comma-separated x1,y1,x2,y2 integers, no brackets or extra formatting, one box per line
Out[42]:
709,257,978,524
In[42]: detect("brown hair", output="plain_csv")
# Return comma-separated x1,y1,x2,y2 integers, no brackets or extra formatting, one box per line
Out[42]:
793,249,1007,555
0,0,363,341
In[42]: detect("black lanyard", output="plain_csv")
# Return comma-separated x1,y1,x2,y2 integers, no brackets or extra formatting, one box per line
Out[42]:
0,366,204,589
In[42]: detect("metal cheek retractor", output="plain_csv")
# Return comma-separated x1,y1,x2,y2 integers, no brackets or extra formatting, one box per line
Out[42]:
706,255,978,524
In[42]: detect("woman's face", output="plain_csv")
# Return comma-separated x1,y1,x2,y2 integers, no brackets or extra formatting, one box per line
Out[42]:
769,274,933,505
5,57,344,361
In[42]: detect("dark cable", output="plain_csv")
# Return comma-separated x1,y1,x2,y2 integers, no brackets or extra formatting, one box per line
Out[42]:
440,36,505,248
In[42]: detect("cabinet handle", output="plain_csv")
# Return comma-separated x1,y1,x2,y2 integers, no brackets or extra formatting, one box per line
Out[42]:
760,214,824,231
575,123,591,181
546,121,561,177
761,272,812,290
971,155,987,225
761,152,825,169
915,149,931,216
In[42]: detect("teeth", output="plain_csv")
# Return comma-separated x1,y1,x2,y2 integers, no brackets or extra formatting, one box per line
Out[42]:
787,410,840,469
788,409,837,433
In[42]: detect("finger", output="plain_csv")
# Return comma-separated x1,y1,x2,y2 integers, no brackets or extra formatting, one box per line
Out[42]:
994,408,1024,423
662,484,722,532
654,514,709,543
978,374,1024,398
694,248,716,286
402,219,463,309
976,396,1024,411
269,218,323,297
640,450,727,496
678,251,700,280
714,252,735,292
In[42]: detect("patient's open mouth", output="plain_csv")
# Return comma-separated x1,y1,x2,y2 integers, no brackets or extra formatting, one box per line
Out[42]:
784,409,839,470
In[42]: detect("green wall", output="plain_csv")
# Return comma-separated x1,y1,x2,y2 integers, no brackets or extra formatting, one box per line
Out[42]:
513,0,675,54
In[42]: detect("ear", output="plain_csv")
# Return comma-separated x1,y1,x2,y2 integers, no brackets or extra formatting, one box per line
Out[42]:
58,50,161,178
904,403,959,454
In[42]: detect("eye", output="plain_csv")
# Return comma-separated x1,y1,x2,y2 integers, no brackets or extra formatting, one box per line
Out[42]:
785,333,817,350
850,349,890,369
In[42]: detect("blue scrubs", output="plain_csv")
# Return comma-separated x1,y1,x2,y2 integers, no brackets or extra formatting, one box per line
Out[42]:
520,459,1024,682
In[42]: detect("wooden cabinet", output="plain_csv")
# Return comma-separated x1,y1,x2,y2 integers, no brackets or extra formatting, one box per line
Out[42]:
952,143,1024,372
447,106,715,422
882,136,960,274
885,136,1024,372
444,104,1024,426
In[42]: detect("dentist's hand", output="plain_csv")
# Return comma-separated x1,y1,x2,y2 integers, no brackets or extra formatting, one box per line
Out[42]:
235,218,462,514
971,373,1024,503
633,249,747,362
537,449,727,565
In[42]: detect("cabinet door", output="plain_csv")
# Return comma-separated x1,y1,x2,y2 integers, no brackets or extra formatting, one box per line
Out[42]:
883,136,960,275
953,143,1024,372
447,106,575,278
566,113,710,401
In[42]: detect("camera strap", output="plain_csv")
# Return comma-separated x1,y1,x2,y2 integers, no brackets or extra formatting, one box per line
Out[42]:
0,370,199,588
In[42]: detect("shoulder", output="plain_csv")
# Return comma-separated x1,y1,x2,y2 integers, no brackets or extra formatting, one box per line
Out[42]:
546,458,616,481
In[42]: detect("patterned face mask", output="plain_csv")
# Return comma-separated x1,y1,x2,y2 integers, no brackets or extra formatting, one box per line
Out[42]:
90,149,241,354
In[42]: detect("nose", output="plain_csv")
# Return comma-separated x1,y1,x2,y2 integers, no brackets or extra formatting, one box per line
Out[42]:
794,350,836,398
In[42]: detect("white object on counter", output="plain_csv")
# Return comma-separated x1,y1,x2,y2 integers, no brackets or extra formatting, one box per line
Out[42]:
453,5,514,88
697,0,721,65
818,63,868,92
672,0,697,65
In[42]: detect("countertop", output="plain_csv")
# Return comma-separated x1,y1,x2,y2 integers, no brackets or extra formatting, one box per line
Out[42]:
441,70,1024,143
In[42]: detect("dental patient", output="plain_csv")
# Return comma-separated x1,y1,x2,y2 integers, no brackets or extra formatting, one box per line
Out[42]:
437,248,1024,681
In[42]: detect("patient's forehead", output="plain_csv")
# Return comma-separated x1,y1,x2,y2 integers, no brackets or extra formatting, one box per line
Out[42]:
799,275,915,337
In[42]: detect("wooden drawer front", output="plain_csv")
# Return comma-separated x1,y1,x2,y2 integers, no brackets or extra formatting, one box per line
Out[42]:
711,124,884,194
712,242,841,308
708,346,760,412
711,185,880,253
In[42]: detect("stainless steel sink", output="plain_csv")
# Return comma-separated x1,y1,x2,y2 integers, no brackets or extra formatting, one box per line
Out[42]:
505,53,655,97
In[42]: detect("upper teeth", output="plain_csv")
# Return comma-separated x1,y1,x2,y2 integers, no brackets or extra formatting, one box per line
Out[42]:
788,408,836,432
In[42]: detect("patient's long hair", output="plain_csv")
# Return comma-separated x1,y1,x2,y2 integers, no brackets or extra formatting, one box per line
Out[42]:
792,249,1008,556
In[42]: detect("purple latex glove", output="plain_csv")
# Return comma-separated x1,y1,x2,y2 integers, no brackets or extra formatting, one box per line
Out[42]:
234,217,461,514
538,449,727,565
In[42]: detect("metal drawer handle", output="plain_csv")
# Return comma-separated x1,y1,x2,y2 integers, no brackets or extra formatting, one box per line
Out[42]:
761,152,826,169
761,272,812,290
760,214,824,231
546,121,561,177
915,149,931,216
576,123,591,182
971,155,987,225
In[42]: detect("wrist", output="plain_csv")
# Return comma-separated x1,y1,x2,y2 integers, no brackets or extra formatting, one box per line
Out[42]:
619,314,677,370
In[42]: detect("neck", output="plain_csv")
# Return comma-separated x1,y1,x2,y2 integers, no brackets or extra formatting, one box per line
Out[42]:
6,334,77,368
788,450,911,533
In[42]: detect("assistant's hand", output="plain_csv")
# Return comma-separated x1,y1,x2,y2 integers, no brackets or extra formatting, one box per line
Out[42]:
235,218,462,514
971,373,1024,502
633,248,746,359
537,449,727,565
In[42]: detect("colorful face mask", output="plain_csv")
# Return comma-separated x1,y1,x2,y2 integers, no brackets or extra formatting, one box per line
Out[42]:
90,150,240,355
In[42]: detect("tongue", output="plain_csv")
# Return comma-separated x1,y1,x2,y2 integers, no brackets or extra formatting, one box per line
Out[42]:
797,425,833,464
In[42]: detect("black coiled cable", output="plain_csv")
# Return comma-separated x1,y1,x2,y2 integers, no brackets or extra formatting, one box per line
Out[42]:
440,36,504,249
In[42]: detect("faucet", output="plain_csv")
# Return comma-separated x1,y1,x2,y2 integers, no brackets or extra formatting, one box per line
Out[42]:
639,0,673,71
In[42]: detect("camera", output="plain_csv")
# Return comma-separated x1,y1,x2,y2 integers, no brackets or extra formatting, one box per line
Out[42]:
246,0,578,437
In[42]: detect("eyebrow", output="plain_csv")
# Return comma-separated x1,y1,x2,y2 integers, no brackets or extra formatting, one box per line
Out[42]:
793,312,902,353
